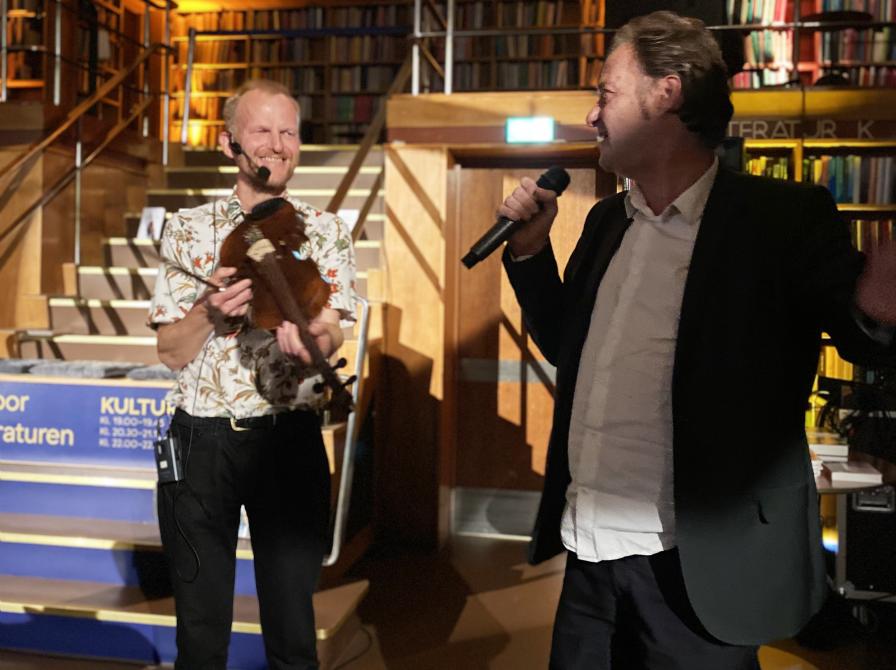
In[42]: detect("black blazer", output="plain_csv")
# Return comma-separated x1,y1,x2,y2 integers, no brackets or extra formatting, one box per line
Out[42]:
503,167,896,645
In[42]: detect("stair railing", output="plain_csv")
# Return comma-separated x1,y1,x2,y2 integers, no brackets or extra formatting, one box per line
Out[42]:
0,42,172,265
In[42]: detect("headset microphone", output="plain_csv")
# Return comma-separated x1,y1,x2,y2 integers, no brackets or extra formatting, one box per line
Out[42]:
228,137,270,182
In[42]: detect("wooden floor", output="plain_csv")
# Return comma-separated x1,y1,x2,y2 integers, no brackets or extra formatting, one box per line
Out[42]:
3,535,895,669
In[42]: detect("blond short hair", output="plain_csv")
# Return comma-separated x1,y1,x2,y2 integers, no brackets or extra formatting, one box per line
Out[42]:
222,79,301,135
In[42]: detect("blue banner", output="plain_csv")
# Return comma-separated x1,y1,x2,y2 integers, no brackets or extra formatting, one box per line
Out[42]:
0,374,172,466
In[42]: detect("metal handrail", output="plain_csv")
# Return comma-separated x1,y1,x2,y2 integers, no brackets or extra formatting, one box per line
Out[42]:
0,42,168,183
328,54,412,236
323,295,371,567
0,96,153,249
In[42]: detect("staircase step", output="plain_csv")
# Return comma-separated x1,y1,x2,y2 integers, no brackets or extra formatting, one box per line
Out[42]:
0,574,368,667
146,187,384,212
76,267,157,301
165,165,382,190
0,461,157,522
0,649,156,668
0,512,257,596
49,298,152,336
103,239,161,268
17,334,159,365
0,418,344,516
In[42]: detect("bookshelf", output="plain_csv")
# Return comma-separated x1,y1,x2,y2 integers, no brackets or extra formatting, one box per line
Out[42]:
728,0,896,89
170,3,413,146
744,137,896,395
422,0,604,92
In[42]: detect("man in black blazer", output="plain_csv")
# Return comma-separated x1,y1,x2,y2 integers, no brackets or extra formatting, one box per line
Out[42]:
500,11,896,670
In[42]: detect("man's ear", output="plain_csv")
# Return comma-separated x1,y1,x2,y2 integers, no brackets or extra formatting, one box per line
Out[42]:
219,130,235,159
656,74,683,114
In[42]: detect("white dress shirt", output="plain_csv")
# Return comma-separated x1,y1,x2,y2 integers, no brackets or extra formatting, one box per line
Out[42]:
560,159,719,562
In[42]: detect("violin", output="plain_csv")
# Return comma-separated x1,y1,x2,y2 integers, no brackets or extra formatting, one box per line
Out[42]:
218,197,356,413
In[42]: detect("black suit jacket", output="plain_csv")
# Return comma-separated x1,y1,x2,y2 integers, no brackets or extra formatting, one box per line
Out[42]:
503,167,896,645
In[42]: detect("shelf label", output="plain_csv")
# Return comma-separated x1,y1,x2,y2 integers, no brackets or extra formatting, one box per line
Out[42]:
729,119,896,140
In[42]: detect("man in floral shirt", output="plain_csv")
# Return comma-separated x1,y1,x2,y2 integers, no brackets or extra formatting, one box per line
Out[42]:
149,79,356,670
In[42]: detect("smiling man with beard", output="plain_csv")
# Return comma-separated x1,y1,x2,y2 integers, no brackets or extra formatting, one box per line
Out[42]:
148,79,357,670
498,11,896,670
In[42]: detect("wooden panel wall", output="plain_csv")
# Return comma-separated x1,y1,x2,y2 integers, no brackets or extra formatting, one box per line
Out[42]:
449,167,605,491
380,145,449,547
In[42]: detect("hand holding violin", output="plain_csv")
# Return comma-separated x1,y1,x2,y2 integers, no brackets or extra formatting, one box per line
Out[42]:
276,308,344,365
203,266,253,325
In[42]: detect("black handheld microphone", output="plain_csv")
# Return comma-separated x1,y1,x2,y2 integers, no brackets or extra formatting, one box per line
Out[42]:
229,138,271,182
461,166,570,269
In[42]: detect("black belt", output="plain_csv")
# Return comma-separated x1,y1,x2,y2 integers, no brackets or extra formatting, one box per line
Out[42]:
173,408,305,432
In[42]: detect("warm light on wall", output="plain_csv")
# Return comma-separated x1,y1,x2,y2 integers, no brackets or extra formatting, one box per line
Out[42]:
187,120,206,147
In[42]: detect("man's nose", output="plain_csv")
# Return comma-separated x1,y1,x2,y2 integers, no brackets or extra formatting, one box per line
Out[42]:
270,131,284,151
586,104,600,128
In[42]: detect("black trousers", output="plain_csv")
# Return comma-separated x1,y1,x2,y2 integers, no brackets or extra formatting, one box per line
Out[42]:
550,550,761,670
157,408,331,670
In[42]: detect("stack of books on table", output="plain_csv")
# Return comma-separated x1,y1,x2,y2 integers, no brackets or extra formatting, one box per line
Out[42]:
807,429,849,478
822,461,883,486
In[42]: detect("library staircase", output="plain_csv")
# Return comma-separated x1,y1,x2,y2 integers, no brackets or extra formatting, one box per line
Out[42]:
0,143,386,668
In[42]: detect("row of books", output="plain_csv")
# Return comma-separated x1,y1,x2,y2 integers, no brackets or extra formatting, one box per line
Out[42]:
493,34,582,59
450,0,581,29
328,95,377,124
821,64,896,86
803,155,895,204
327,5,409,29
852,218,895,251
732,67,794,87
251,8,324,31
818,28,896,64
450,59,578,90
746,155,792,179
744,29,793,70
330,66,397,93
329,36,405,62
818,0,896,17
727,0,790,25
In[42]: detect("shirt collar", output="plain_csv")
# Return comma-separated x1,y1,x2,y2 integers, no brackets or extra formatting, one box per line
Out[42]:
224,185,291,223
624,157,719,225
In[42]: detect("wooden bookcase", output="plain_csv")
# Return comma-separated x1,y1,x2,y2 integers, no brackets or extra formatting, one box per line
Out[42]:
170,1,413,146
730,0,896,89
745,136,896,396
419,0,604,92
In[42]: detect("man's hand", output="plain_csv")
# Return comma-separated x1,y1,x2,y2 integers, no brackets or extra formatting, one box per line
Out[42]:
276,307,344,365
500,176,560,258
855,241,896,326
204,267,252,325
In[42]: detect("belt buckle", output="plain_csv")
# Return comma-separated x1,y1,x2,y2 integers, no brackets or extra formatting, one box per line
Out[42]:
229,416,250,432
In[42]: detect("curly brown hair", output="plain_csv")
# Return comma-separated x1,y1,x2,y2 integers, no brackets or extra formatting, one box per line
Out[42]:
610,11,734,148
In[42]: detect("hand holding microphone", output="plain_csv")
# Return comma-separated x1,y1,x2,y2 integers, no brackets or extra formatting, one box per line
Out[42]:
462,166,570,269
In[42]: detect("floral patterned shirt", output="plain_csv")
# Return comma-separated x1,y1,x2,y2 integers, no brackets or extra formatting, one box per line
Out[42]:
148,188,357,418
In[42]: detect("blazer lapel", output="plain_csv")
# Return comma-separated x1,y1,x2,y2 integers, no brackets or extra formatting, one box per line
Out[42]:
674,168,736,389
